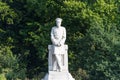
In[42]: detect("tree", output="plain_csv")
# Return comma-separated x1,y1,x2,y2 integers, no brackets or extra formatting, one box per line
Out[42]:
0,0,120,79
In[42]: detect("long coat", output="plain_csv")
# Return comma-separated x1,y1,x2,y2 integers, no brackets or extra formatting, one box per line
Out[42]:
51,26,66,54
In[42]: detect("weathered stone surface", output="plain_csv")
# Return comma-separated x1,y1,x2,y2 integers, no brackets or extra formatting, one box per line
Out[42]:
42,71,74,80
42,18,75,80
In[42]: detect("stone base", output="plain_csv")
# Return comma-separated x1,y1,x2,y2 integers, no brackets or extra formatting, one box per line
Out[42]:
42,71,75,80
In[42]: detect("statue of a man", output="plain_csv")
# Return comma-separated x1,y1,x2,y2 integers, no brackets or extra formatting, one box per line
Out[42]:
51,18,66,72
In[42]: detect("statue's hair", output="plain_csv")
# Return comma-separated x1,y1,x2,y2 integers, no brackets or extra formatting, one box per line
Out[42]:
55,18,62,22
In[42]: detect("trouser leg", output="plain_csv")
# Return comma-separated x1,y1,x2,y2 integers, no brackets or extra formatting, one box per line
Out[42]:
55,54,62,71
53,60,57,71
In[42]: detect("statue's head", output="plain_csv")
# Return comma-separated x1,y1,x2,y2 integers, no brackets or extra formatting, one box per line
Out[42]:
55,18,62,27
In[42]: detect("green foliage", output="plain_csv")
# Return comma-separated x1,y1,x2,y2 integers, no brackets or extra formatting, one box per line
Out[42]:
0,1,17,25
0,0,120,79
0,45,26,80
72,68,89,80
0,74,6,80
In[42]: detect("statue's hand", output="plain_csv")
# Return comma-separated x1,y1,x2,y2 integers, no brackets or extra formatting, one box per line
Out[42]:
57,43,61,47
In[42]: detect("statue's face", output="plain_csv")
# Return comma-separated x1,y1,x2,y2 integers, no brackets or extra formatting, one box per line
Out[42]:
56,20,62,27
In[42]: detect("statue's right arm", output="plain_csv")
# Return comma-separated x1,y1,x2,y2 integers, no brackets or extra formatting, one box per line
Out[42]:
51,27,58,45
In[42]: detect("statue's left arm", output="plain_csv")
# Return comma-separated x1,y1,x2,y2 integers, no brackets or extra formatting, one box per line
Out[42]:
60,27,66,45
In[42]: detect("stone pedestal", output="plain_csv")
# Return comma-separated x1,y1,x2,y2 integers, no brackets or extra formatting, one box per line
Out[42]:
48,45,68,72
42,71,74,80
42,45,75,80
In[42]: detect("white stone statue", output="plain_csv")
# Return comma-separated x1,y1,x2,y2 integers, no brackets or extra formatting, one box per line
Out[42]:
42,18,75,80
51,18,66,72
